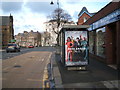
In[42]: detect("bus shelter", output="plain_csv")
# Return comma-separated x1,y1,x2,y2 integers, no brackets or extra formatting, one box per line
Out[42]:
59,25,90,70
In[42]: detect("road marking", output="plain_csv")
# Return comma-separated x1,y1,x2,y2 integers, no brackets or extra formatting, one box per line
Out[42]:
27,79,43,82
3,67,11,70
102,80,119,88
38,58,44,61
41,58,44,61
42,53,52,89
42,69,49,88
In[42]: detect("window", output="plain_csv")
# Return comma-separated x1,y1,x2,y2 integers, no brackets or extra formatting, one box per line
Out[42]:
89,31,95,54
96,27,106,58
83,17,88,22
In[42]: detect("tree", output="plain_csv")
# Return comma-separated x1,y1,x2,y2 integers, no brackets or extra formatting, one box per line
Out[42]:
50,8,72,22
47,8,72,45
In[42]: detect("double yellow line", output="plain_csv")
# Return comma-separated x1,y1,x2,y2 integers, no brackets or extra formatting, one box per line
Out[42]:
42,53,52,89
42,68,49,89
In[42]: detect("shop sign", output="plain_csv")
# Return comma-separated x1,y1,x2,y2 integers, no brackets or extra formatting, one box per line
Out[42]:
88,8,120,30
88,25,93,31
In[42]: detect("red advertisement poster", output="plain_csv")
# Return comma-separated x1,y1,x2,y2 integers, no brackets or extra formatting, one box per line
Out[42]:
65,31,88,66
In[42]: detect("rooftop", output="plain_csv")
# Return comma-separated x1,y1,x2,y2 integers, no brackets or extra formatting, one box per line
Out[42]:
0,15,13,26
78,7,96,17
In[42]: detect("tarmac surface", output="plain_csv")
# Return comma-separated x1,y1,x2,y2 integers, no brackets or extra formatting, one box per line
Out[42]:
1,47,119,89
2,51,52,88
51,53,119,89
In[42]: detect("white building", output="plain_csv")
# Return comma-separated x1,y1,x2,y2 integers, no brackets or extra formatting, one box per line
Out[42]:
44,20,76,46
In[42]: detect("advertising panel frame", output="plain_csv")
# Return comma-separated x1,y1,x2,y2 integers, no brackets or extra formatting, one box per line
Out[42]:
59,25,90,69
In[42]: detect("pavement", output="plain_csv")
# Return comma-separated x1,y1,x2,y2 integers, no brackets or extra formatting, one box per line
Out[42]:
49,48,120,89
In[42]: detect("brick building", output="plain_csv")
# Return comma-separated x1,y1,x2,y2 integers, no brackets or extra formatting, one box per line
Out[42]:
15,30,41,47
0,14,14,48
77,7,95,25
83,2,120,69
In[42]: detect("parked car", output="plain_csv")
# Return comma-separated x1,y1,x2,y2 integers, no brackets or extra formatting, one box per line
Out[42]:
6,43,20,53
28,45,34,48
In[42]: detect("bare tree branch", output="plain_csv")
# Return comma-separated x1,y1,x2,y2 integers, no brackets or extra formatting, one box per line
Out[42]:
47,8,72,45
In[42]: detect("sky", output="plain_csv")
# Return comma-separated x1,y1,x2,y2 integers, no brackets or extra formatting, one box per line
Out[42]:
0,0,113,35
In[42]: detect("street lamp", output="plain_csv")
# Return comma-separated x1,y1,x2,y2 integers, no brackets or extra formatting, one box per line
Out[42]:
50,0,60,28
50,0,59,8
50,1,54,4
50,1,60,84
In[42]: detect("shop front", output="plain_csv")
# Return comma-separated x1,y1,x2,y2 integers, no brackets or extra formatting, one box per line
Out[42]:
83,2,120,69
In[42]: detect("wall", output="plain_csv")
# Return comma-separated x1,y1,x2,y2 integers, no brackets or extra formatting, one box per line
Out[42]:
78,13,91,25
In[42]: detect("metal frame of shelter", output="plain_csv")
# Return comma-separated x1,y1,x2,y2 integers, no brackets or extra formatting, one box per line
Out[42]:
59,25,90,70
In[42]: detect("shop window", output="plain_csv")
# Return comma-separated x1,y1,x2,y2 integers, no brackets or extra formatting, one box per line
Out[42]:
89,31,95,54
96,27,106,58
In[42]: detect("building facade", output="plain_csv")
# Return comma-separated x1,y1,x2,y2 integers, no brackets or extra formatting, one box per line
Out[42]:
43,20,75,46
15,30,41,47
0,15,14,48
77,7,95,25
41,31,51,46
83,2,120,69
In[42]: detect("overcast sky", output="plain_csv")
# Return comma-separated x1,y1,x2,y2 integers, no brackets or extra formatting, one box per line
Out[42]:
0,0,112,35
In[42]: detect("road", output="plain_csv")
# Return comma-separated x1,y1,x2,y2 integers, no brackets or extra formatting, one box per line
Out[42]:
1,47,55,60
2,47,119,88
2,47,55,88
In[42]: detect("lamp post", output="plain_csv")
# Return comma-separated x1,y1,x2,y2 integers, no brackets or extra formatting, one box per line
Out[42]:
49,1,60,86
50,0,60,28
50,0,60,46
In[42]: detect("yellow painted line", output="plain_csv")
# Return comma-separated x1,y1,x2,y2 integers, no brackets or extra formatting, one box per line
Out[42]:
42,69,49,88
42,53,52,89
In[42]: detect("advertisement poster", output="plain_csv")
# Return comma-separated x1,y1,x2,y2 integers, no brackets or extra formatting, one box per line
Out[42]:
65,31,88,66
